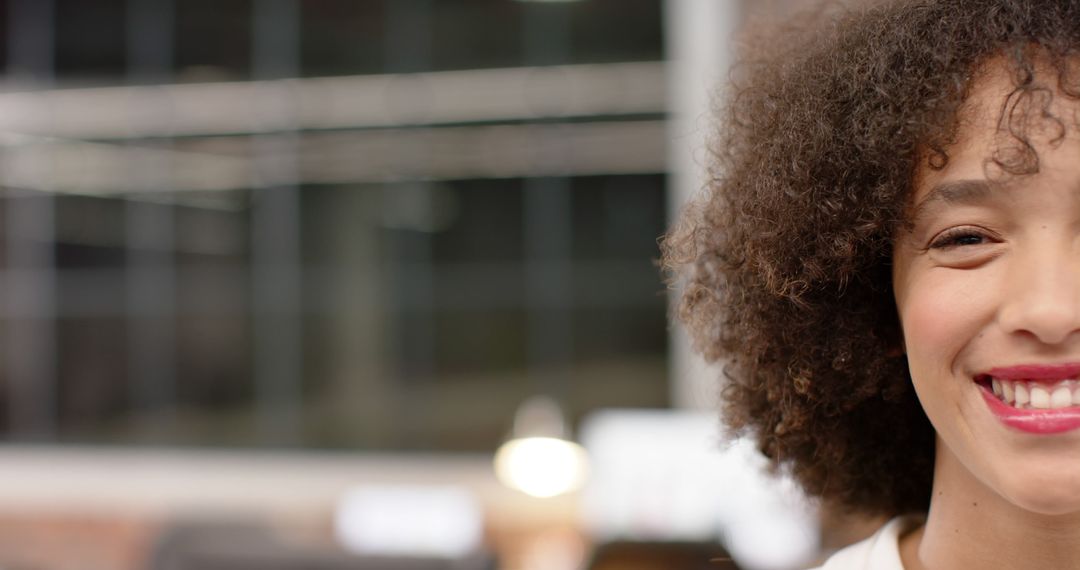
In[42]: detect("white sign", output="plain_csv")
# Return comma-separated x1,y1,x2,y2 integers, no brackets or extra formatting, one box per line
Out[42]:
580,409,819,570
334,484,483,558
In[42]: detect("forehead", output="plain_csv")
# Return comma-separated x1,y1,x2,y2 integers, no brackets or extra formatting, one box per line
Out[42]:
912,52,1080,202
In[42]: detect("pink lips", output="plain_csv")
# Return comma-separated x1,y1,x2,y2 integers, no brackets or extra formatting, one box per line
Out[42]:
980,363,1080,435
986,363,1080,381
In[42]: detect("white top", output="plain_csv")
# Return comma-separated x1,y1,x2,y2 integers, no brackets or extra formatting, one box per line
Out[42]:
810,516,923,570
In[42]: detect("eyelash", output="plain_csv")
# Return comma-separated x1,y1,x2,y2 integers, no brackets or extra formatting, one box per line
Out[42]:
928,227,992,249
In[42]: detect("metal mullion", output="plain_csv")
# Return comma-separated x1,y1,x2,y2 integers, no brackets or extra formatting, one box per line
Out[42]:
522,3,574,405
126,0,178,438
384,0,435,449
523,174,574,402
252,0,302,446
4,0,57,440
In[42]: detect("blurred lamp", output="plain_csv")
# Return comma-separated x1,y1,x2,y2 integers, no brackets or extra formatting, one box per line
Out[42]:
494,396,589,498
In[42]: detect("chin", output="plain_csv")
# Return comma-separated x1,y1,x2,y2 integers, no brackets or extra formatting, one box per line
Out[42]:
1009,493,1080,516
995,461,1080,516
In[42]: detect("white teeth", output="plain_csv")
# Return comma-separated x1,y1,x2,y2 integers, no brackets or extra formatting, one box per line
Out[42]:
989,377,1080,409
1030,386,1051,409
1015,383,1030,407
1052,386,1073,409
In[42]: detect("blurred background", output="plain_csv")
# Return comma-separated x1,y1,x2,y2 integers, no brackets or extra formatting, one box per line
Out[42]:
0,0,866,568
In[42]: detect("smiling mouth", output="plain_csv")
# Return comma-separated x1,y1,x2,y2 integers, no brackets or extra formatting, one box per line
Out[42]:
977,375,1080,410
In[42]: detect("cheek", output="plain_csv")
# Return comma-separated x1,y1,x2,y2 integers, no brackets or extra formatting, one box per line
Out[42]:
899,270,995,375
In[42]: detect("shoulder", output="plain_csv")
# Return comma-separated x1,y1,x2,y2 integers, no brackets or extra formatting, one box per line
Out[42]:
808,516,923,570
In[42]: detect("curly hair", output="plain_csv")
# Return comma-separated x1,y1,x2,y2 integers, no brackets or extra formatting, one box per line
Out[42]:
663,0,1080,516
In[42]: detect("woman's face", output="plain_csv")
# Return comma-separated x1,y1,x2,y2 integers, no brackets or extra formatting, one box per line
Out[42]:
893,58,1080,515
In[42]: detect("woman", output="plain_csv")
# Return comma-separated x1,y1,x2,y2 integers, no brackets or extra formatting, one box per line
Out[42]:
663,1,1080,568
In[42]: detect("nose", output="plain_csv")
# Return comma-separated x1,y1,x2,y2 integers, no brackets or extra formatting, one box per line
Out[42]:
997,245,1080,345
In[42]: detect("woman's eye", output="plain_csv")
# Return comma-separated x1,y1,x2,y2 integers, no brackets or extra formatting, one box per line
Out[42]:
928,228,991,250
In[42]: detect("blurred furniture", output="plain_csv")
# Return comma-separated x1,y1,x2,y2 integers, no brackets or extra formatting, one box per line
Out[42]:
149,521,495,570
585,540,739,570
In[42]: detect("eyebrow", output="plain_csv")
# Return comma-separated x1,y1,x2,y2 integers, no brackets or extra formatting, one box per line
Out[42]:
908,179,1000,226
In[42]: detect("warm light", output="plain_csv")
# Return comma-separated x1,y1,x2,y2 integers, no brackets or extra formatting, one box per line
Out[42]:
494,436,589,498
